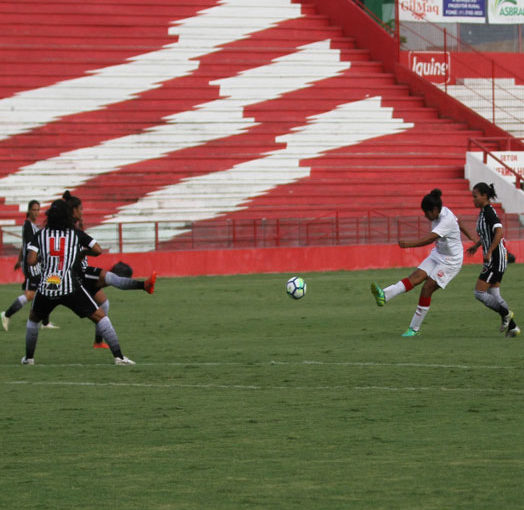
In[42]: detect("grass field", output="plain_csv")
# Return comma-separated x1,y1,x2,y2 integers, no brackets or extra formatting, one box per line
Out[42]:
1,264,524,509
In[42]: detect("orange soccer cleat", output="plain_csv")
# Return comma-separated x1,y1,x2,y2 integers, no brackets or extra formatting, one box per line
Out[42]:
144,271,157,295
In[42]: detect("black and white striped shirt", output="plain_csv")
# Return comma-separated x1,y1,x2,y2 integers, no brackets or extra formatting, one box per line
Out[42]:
476,204,507,273
21,219,41,278
28,227,97,297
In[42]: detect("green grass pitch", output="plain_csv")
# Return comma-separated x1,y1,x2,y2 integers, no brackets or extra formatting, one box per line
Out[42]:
1,264,524,509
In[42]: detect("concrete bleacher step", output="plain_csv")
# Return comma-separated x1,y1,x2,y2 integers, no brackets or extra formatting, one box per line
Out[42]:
438,78,524,139
0,0,507,250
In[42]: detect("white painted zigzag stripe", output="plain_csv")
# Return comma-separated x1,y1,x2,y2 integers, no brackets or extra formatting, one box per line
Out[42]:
0,0,303,141
90,97,413,244
0,40,350,209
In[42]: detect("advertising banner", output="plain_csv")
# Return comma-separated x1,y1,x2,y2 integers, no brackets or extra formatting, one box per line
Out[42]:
409,51,450,84
399,0,486,21
486,152,524,184
488,0,524,23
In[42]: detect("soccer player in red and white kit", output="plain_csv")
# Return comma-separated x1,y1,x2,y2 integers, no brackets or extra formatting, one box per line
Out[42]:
466,182,519,337
21,199,134,365
371,189,476,336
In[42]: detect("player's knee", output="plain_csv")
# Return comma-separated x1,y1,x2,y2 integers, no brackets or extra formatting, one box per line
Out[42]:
474,290,488,303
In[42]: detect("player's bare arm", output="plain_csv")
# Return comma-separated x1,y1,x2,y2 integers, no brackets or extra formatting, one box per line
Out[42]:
26,249,38,266
485,226,503,263
458,218,477,243
398,232,439,249
79,243,103,259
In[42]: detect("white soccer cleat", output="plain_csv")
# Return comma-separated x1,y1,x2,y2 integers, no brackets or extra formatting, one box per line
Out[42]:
21,356,35,365
114,356,136,366
506,326,521,338
41,322,60,329
1,311,9,332
500,310,514,332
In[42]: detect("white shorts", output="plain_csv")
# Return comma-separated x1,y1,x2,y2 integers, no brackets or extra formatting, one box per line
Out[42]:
418,250,463,289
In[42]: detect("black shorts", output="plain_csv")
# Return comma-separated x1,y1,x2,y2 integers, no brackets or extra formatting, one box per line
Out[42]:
82,266,103,296
32,286,99,319
479,264,504,285
22,274,40,292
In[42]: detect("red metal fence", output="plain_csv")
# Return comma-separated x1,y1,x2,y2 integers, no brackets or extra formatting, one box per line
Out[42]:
4,211,522,255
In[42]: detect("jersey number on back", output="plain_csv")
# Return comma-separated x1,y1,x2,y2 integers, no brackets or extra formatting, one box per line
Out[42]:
49,237,66,270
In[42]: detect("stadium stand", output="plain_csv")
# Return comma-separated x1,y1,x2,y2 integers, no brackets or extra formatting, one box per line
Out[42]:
0,0,520,258
439,79,524,139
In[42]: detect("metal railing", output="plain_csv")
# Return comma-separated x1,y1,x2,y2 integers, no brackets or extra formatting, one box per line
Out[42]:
3,211,523,255
468,137,524,188
396,7,524,132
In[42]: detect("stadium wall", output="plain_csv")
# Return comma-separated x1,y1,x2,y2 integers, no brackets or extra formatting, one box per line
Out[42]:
0,242,509,282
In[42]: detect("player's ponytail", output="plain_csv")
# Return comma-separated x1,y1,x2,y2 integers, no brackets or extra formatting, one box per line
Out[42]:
421,188,443,212
62,190,82,208
473,182,497,200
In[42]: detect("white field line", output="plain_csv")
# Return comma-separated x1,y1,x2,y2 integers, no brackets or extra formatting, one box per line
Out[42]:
0,0,303,141
0,360,517,370
4,380,524,394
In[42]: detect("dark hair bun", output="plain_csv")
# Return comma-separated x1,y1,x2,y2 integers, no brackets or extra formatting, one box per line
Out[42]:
430,189,442,198
62,190,72,200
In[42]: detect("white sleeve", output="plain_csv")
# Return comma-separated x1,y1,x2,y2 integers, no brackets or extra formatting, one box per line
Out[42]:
432,215,453,239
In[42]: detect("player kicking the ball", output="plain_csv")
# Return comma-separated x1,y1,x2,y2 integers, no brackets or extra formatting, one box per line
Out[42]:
371,189,475,337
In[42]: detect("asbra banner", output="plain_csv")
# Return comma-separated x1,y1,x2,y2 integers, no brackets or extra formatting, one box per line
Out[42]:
488,0,524,23
399,0,486,22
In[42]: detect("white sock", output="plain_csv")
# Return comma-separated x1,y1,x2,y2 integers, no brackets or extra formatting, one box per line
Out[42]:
409,306,430,332
384,281,407,302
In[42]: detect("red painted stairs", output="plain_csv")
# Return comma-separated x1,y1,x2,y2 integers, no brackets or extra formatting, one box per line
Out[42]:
0,0,515,253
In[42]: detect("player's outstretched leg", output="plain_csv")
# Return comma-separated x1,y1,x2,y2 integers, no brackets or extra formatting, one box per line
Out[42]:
103,270,157,294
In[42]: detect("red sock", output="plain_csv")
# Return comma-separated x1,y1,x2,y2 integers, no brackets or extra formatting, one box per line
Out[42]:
419,296,431,307
402,278,414,292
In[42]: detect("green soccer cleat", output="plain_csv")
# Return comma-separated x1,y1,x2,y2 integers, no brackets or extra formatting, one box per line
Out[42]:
371,282,385,307
401,327,419,337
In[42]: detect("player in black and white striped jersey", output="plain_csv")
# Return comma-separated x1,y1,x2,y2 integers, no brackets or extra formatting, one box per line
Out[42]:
466,182,520,337
21,199,135,365
62,191,156,349
1,200,58,331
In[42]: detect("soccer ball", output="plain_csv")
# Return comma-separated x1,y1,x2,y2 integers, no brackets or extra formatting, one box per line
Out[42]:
286,276,307,299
